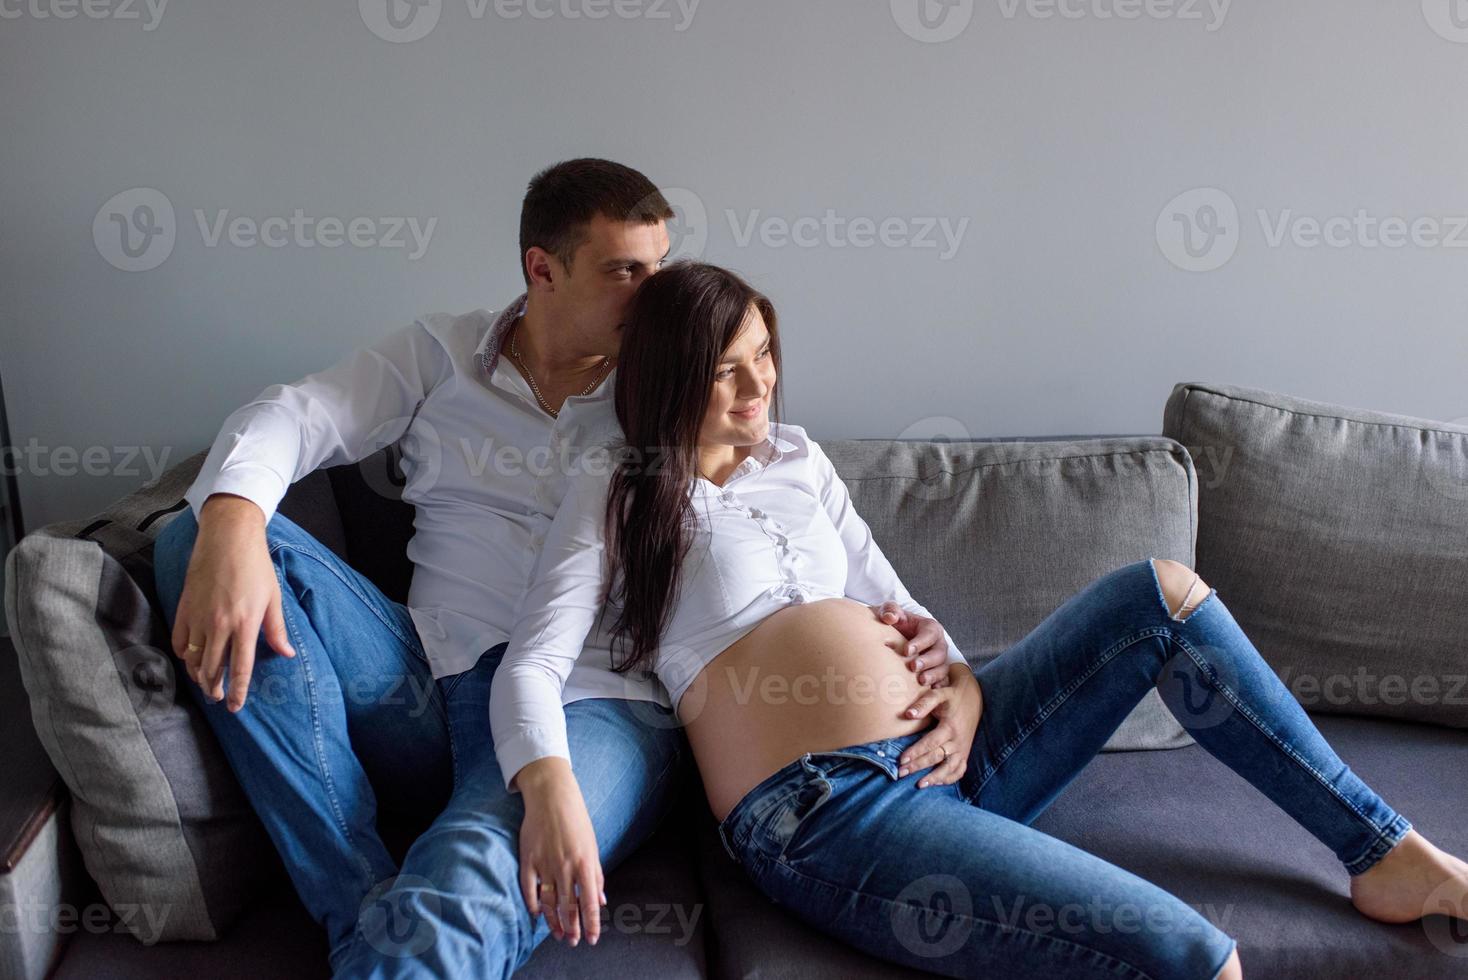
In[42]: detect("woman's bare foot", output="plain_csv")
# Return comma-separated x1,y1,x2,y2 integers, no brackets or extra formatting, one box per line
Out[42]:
1349,829,1468,924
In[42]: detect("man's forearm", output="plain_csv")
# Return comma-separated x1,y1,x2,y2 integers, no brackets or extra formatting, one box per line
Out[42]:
513,755,582,808
199,493,267,532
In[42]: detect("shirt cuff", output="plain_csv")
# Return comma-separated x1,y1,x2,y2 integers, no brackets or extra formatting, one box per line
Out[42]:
185,463,289,526
493,725,572,795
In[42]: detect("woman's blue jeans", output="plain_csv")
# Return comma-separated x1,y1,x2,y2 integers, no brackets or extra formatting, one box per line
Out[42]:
716,557,1413,980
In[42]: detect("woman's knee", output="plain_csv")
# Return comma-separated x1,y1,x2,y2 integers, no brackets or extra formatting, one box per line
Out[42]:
1150,557,1209,621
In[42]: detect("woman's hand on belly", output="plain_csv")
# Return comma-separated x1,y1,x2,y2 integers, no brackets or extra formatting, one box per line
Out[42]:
872,601,954,688
680,597,960,820
894,663,985,788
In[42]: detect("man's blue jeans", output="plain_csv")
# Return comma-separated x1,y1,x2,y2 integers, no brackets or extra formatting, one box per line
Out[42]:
152,508,687,978
717,558,1413,980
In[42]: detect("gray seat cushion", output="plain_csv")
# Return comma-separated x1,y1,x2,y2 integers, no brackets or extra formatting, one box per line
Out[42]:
1162,382,1468,727
693,714,1468,978
50,814,707,980
824,435,1202,751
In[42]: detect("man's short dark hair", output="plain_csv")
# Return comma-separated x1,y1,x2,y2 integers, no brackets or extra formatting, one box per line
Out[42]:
518,158,675,286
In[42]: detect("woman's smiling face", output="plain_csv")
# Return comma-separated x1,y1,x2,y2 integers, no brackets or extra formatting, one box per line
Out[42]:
699,305,776,451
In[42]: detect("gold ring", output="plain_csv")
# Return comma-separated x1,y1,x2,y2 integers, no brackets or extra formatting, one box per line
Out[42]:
939,745,948,760
538,882,554,892
186,642,203,654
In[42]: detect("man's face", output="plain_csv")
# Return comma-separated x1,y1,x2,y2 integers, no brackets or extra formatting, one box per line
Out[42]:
535,213,669,357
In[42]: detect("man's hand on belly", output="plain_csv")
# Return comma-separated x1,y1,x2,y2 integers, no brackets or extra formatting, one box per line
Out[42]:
872,602,950,687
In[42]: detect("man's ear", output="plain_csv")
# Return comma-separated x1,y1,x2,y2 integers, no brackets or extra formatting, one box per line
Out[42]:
524,246,557,291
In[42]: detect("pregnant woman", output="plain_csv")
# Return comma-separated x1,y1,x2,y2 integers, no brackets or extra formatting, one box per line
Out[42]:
488,261,1468,979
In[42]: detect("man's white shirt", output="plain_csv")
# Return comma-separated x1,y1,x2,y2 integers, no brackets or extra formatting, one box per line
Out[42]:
182,296,668,711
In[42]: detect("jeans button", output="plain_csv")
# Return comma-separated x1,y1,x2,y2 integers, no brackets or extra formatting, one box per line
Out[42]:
877,749,886,757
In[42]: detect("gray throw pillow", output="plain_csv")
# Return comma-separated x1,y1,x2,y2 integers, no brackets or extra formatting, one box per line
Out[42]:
4,450,281,942
1163,381,1468,727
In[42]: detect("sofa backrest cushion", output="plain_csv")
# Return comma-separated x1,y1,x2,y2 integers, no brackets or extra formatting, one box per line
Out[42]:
1163,382,1468,727
822,435,1202,752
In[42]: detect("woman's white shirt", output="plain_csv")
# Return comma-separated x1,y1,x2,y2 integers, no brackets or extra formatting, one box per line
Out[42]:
488,421,966,792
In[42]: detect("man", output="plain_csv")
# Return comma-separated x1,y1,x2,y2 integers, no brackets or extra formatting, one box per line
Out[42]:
152,158,953,977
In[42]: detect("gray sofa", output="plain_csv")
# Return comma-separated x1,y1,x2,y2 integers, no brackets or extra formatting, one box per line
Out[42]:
5,380,1467,979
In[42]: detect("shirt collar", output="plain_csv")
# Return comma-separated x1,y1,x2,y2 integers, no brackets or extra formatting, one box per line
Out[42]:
475,294,528,377
710,426,799,488
759,426,799,461
476,293,617,404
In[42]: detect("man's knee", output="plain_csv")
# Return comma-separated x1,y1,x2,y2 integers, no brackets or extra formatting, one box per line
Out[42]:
1152,558,1209,621
152,509,200,608
349,869,538,971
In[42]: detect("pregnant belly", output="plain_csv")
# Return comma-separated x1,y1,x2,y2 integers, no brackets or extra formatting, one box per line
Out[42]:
679,597,934,822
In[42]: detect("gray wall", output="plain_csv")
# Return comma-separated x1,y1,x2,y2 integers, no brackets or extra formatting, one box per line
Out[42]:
3,0,1466,531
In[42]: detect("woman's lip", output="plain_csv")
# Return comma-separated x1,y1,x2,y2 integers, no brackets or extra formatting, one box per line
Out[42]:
731,403,762,417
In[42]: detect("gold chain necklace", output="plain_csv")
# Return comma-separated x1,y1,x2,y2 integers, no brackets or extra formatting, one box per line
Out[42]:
506,320,612,419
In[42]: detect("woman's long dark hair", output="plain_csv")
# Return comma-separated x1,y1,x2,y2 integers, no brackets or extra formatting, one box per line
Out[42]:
602,261,784,675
